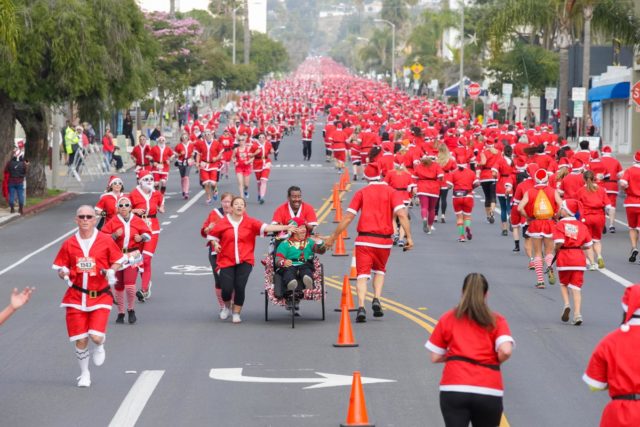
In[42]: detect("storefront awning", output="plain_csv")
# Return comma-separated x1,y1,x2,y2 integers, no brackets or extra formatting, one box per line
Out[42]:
588,82,630,102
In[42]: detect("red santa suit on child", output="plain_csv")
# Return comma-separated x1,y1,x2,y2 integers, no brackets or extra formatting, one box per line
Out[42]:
553,200,593,291
149,137,174,193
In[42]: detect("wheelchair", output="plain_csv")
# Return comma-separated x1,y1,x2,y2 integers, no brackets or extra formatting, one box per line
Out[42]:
262,239,326,329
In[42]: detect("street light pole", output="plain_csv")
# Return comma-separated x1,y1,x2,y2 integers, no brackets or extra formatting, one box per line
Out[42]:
458,0,465,106
232,6,242,65
374,18,396,89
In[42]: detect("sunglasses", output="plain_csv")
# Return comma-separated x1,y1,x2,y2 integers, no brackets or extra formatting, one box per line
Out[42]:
118,203,131,208
77,215,95,220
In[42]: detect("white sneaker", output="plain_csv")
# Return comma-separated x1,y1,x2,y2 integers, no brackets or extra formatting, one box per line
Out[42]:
232,313,242,324
77,372,91,388
219,306,230,320
588,263,597,271
92,345,106,366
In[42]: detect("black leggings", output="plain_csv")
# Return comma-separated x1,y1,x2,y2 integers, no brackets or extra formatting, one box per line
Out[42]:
272,140,281,155
480,181,496,207
208,252,220,288
302,140,312,158
280,263,314,286
440,391,503,427
435,188,449,216
178,164,191,178
219,262,252,306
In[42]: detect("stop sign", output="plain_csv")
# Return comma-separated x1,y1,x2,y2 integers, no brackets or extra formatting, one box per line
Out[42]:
468,82,481,100
632,81,640,107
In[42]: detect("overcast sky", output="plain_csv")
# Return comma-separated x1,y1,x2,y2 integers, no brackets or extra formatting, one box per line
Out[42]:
138,0,209,13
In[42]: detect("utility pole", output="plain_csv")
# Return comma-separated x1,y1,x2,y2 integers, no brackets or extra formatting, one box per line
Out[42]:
374,19,396,89
232,5,242,65
458,0,465,106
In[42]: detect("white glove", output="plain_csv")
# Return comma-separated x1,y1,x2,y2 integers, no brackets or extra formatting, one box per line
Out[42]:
105,268,117,286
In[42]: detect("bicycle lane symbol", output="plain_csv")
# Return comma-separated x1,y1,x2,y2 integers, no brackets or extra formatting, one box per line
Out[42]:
165,265,213,276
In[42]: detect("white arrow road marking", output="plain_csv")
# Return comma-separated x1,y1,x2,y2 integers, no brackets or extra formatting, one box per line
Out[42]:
209,368,395,390
109,370,165,427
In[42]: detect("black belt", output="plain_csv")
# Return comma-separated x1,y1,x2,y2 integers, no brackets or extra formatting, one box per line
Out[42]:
603,179,617,183
418,178,437,181
500,174,510,177
71,284,113,299
122,247,140,254
139,163,149,166
445,355,501,371
135,213,157,219
612,394,640,401
358,232,392,239
394,187,408,191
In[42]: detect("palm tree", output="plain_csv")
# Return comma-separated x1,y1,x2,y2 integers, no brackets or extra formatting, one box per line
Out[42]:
0,0,18,58
485,0,640,137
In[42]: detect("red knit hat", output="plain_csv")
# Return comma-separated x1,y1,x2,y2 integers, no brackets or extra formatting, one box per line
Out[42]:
634,151,640,163
561,199,582,217
534,168,548,184
571,158,585,171
602,145,612,154
620,285,640,332
363,163,381,181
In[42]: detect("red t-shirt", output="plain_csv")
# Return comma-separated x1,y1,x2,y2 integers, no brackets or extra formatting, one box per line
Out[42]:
208,215,267,269
426,309,514,396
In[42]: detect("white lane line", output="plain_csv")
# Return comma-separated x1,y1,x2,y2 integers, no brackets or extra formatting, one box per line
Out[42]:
161,221,171,225
599,268,634,287
109,370,165,427
0,228,77,276
176,190,205,213
169,215,178,219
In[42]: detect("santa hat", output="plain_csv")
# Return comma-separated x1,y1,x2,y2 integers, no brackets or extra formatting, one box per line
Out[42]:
590,150,600,161
381,141,394,153
602,145,612,155
534,168,548,184
108,175,122,187
620,285,640,332
634,150,640,163
16,140,25,148
363,163,381,181
514,157,526,172
526,163,539,178
137,170,153,181
561,199,582,217
571,158,585,171
558,157,571,169
117,196,132,206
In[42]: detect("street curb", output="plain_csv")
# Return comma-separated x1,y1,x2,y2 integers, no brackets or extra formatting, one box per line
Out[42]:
0,192,77,227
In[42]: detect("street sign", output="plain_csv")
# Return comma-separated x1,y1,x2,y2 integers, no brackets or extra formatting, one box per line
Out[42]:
410,62,424,74
468,82,481,100
631,81,640,107
413,73,421,81
430,79,439,92
502,83,513,95
209,368,395,390
574,101,584,118
546,99,555,110
545,87,557,100
572,87,586,101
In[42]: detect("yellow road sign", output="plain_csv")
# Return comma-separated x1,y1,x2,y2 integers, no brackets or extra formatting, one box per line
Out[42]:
410,63,424,74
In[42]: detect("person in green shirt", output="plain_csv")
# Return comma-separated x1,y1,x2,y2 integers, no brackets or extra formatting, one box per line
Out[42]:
275,217,326,292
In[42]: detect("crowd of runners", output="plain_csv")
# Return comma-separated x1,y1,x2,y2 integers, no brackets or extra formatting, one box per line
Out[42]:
43,57,639,426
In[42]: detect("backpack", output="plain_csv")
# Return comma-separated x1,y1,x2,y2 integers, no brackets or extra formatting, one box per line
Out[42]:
533,189,554,220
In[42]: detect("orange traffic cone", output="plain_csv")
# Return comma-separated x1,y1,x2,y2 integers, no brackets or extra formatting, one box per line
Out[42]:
343,169,350,185
339,173,346,191
335,275,356,312
332,183,339,211
340,372,374,427
332,232,349,257
333,305,358,348
341,226,350,240
333,199,343,223
348,255,357,281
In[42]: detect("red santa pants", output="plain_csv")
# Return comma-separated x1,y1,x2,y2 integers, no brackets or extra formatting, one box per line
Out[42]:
255,169,271,181
453,197,474,215
558,270,584,290
583,213,605,241
355,245,391,279
66,307,110,341
199,169,218,185
625,206,640,229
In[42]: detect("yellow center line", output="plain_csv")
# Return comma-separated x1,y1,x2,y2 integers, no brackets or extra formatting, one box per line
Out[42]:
316,184,352,224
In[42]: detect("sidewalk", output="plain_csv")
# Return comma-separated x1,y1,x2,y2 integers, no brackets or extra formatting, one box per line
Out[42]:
0,191,77,226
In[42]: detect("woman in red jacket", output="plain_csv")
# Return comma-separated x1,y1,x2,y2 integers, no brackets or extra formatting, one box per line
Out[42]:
426,273,514,427
577,170,611,270
413,152,444,234
209,197,294,323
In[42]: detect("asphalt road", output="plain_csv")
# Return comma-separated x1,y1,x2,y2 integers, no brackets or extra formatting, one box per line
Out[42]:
0,122,635,427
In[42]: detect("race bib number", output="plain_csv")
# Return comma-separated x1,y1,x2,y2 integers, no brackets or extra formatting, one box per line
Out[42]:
76,257,97,276
564,224,578,240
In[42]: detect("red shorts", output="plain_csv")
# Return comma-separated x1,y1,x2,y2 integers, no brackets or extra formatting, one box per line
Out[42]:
626,207,640,229
583,213,605,241
255,168,271,181
355,245,391,279
606,193,618,207
526,219,555,238
223,151,233,162
558,270,584,290
152,172,168,182
235,164,252,177
66,307,111,341
333,150,346,162
452,197,474,215
510,208,524,227
199,169,218,185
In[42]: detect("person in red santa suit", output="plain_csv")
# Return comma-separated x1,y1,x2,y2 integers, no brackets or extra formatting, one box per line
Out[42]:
149,135,175,195
101,197,151,324
583,284,640,427
130,134,151,173
518,168,563,288
559,158,586,199
329,121,348,172
450,159,480,242
426,273,514,427
233,134,254,198
496,145,515,237
218,128,235,179
600,146,623,233
435,143,457,224
301,119,315,161
250,133,273,205
95,175,125,230
208,197,294,323
619,151,640,263
265,119,281,161
477,139,501,224
52,205,125,387
577,170,611,270
324,163,413,323
510,162,536,264
195,129,223,205
174,132,195,200
553,199,593,325
201,192,233,315
384,163,415,247
271,185,319,232
129,171,164,302
413,150,444,234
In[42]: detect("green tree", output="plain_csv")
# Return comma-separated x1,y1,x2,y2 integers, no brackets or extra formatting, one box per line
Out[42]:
0,0,155,195
0,0,17,57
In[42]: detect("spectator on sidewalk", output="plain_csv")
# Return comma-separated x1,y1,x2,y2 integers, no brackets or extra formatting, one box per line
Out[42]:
123,112,135,147
3,141,29,214
102,128,115,172
0,287,34,326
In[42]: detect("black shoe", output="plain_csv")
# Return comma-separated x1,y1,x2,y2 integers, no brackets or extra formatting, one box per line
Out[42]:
512,247,520,252
136,290,146,302
603,226,608,235
629,249,638,263
501,229,508,236
356,307,366,323
488,214,495,224
18,205,23,215
353,174,358,181
116,313,125,324
609,226,616,234
372,298,384,318
127,310,137,324
9,205,14,214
